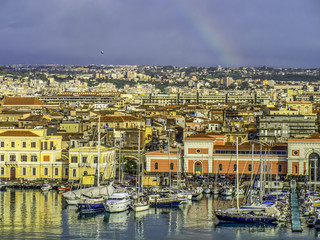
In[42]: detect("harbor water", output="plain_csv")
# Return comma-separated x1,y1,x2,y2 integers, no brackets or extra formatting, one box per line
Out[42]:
0,189,319,239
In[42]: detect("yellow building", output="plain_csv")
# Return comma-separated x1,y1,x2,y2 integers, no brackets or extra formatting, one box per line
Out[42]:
0,129,65,181
68,146,115,182
142,175,160,186
59,121,81,133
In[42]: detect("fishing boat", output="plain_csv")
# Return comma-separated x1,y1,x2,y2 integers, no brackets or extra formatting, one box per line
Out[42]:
103,192,132,213
58,185,71,192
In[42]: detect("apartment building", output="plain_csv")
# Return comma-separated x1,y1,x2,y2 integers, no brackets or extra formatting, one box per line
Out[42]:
0,129,65,181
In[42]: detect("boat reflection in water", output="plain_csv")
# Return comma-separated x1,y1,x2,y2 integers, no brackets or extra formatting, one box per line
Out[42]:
0,189,319,239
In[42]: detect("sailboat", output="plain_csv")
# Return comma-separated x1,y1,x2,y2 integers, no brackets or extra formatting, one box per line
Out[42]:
77,116,108,213
215,138,279,224
130,128,150,212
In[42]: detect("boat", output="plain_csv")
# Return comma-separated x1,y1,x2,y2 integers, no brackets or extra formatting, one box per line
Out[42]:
204,188,211,194
0,181,6,191
148,194,182,208
130,196,150,212
103,192,132,213
220,187,233,196
58,185,71,192
311,212,320,228
215,209,278,224
215,138,279,224
41,183,52,191
211,188,220,195
77,199,105,213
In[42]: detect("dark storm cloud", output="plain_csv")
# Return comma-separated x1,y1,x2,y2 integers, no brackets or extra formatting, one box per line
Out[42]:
0,0,319,67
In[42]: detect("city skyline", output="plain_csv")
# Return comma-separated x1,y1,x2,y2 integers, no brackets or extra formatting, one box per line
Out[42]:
0,0,320,68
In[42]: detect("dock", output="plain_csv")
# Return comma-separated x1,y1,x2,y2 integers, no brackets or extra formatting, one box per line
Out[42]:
290,187,303,232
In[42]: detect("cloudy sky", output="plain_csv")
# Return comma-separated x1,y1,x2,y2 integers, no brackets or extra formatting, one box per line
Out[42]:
0,0,319,68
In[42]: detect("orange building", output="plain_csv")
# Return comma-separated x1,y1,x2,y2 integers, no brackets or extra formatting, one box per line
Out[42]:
146,132,288,178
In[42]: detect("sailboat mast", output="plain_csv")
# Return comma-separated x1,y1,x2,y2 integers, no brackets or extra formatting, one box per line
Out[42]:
138,128,141,195
168,130,171,190
236,137,239,210
259,144,263,203
97,115,101,187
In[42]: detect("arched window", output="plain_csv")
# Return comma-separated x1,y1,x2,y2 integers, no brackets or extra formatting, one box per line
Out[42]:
233,164,237,172
248,164,252,172
219,164,223,171
154,162,158,170
170,163,174,170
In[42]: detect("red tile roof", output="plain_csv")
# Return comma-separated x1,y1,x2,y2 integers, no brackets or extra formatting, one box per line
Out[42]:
95,115,144,122
3,97,45,106
0,130,39,137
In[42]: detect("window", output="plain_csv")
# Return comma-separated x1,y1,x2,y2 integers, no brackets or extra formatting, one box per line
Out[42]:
278,164,282,173
233,164,237,172
32,168,36,176
31,142,36,148
196,149,201,154
248,164,252,172
22,142,26,148
72,169,77,177
50,141,54,150
71,156,78,163
0,167,4,175
65,168,69,176
54,168,59,176
82,156,87,163
170,163,174,170
10,154,16,162
22,168,26,176
0,154,4,161
0,141,4,148
219,164,223,171
31,155,37,162
44,142,48,150
154,162,158,170
21,155,27,162
94,156,98,163
44,168,48,176
11,142,15,148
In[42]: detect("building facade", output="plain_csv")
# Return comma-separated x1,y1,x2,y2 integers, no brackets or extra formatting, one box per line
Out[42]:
0,129,66,181
68,146,115,182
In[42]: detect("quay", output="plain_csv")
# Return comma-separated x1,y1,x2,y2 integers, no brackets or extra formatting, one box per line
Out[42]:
290,186,302,232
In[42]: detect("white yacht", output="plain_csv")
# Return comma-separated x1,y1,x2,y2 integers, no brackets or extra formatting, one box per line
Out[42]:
103,192,132,213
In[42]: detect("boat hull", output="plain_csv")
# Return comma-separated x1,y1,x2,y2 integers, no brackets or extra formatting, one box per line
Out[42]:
216,213,278,224
150,200,182,208
77,203,105,213
104,202,130,213
131,204,150,212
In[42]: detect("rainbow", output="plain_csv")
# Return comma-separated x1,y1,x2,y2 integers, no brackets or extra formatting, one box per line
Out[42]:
175,1,242,67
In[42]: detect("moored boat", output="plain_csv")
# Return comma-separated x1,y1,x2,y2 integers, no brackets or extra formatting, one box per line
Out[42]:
41,183,52,191
103,192,131,213
130,197,150,212
148,194,182,208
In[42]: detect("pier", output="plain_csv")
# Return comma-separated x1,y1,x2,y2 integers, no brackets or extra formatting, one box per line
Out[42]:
290,187,302,232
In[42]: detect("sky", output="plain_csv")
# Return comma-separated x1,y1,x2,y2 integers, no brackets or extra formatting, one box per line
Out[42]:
0,0,320,68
